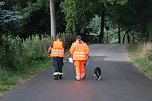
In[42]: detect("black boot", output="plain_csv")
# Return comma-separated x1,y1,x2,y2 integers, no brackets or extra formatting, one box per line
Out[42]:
58,75,63,79
54,75,59,80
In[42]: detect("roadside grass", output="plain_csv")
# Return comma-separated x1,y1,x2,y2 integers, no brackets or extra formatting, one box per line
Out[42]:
127,44,152,78
0,51,69,93
0,60,51,93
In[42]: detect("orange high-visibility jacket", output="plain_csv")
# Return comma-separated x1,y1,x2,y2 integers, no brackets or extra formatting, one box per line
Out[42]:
70,40,89,60
49,39,64,57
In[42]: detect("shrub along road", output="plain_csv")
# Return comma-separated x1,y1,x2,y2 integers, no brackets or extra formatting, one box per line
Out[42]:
0,44,152,101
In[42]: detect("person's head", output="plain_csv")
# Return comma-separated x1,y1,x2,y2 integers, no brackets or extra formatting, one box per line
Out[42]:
76,35,82,43
56,34,61,40
77,35,82,41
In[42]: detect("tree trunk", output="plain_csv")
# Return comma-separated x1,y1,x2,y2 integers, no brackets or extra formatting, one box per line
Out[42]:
127,33,130,43
132,30,135,43
118,25,121,43
50,0,56,38
99,11,105,43
122,30,131,43
0,27,3,46
122,32,127,43
106,30,108,43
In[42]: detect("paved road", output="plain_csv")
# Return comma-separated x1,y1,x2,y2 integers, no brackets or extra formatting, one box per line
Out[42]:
1,44,152,101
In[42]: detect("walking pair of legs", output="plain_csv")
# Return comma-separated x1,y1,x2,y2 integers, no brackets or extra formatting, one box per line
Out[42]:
74,60,86,81
53,57,63,80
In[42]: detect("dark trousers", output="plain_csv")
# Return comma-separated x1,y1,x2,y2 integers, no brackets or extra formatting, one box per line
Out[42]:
52,57,63,78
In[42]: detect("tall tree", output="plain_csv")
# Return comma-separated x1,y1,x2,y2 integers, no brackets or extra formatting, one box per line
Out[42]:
0,1,22,36
61,0,94,34
7,0,66,39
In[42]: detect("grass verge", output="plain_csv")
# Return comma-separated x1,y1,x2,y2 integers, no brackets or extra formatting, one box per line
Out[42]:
0,60,51,93
0,50,69,94
127,44,152,79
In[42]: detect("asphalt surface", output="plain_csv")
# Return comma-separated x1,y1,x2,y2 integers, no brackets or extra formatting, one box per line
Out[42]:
1,44,152,101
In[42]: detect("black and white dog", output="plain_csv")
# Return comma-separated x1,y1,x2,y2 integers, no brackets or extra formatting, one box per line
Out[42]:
94,67,102,81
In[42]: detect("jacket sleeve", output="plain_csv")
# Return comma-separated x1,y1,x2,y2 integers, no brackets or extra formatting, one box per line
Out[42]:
48,42,53,54
85,43,89,58
70,43,75,57
62,42,65,49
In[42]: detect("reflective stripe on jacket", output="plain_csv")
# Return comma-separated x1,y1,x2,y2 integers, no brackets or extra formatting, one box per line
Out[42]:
51,39,64,57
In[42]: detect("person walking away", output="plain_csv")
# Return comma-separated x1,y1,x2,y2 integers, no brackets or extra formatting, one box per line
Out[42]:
70,35,89,81
48,35,64,80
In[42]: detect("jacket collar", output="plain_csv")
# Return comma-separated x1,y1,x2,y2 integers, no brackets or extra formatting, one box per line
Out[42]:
75,39,84,44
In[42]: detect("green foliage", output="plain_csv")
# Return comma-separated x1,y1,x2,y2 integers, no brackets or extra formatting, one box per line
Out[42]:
0,0,66,38
61,0,76,33
127,43,142,52
23,51,48,66
0,1,22,24
0,1,23,38
22,35,40,51
0,34,51,71
127,43,152,78
146,49,152,61
20,0,50,35
61,0,94,33
22,0,47,19
0,2,4,9
0,35,17,70
105,0,152,42
88,15,101,33
0,10,23,26
146,21,152,41
0,34,51,92
102,0,127,5
17,0,66,36
60,0,127,35
133,56,152,77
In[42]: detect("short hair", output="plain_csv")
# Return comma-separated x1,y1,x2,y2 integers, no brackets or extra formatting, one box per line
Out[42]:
77,35,81,40
56,34,60,39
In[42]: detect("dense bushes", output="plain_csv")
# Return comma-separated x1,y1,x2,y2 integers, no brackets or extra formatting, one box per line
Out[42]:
23,51,48,66
146,49,152,61
0,33,74,71
0,35,50,71
0,35,17,70
0,34,50,92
